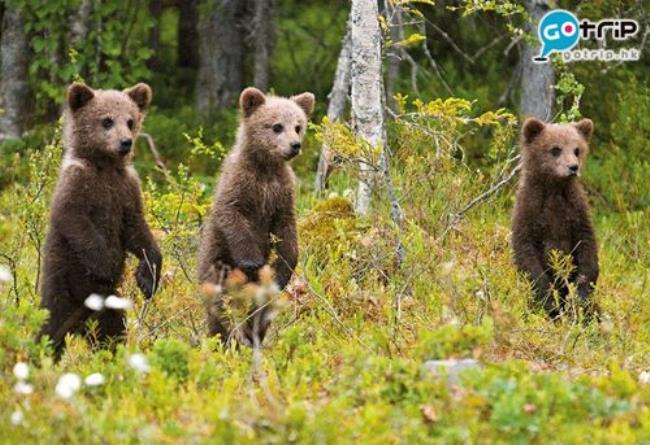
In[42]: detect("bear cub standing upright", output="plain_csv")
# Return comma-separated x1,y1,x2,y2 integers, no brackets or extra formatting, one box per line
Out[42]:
198,87,315,345
512,117,599,318
38,82,162,356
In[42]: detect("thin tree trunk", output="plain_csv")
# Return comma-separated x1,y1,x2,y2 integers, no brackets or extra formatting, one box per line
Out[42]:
351,0,384,216
252,0,274,91
385,1,402,113
520,0,554,120
314,22,351,193
196,0,244,113
178,0,199,68
70,0,92,48
0,6,29,140
148,0,163,70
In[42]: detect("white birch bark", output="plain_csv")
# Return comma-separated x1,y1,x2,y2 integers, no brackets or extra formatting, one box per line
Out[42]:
314,21,351,193
350,0,384,216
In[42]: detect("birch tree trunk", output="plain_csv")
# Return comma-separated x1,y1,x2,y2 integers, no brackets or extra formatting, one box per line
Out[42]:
385,1,402,113
314,22,351,193
0,6,29,140
70,0,92,48
351,0,383,216
196,0,244,113
520,0,554,120
252,0,274,91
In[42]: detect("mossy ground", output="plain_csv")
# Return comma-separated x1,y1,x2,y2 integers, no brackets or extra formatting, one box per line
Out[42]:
0,104,648,444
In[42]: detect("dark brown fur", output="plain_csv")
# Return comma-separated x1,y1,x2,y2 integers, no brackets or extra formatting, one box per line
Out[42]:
198,87,314,344
512,117,599,318
38,82,162,356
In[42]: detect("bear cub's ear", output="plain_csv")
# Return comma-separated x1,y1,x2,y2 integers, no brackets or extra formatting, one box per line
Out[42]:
68,83,95,112
522,117,546,144
124,83,153,111
240,87,266,117
291,92,315,117
573,118,593,142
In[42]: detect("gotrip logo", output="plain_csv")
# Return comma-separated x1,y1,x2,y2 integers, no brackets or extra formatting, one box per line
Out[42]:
534,9,640,63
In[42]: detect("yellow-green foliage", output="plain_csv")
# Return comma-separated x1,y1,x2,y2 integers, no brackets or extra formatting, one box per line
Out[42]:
0,97,649,444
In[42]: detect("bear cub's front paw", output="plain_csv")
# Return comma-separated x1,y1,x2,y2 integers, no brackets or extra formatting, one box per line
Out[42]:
136,260,158,299
236,259,264,282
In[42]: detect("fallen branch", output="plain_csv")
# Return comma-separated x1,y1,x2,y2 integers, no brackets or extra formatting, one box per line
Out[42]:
139,132,167,172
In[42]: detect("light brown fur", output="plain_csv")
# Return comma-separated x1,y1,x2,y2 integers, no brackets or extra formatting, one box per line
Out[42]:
198,87,314,345
512,117,599,318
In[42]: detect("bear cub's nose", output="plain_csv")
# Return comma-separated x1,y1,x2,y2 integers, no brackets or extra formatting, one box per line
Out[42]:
569,164,579,174
119,138,133,155
290,142,302,155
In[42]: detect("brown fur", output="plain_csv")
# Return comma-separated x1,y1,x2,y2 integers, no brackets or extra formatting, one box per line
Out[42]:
198,87,315,344
512,117,599,317
38,82,162,356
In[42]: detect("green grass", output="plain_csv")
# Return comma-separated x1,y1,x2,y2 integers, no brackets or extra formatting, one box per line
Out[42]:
0,101,649,444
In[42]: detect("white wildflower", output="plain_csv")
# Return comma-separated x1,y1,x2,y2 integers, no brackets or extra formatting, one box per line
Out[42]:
10,410,24,425
0,265,11,283
55,373,81,399
128,353,150,373
14,382,34,395
104,295,133,310
84,294,105,311
639,371,650,385
13,362,29,380
84,373,106,386
442,261,455,275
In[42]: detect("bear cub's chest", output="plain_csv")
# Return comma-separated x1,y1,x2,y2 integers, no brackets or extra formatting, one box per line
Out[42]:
539,193,579,255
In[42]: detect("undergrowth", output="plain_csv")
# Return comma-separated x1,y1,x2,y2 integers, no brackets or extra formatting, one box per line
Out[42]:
0,96,648,444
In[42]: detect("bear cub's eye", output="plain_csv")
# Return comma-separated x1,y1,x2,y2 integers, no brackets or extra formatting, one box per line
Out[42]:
295,125,302,134
574,147,580,156
550,146,562,157
127,118,134,130
272,124,284,134
102,117,114,130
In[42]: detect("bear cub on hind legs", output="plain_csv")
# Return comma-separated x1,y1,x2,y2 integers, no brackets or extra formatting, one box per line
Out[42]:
198,87,315,346
38,82,162,357
512,117,599,319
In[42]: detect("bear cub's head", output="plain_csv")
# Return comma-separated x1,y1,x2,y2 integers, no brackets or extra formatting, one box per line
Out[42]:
521,117,593,179
65,82,152,163
238,87,315,162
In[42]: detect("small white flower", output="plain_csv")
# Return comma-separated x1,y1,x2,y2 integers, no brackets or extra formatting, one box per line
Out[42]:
442,261,455,275
639,371,650,385
84,373,106,386
104,295,133,310
14,382,34,395
55,373,81,399
84,294,105,311
127,353,150,373
13,362,29,380
10,409,23,425
0,265,11,283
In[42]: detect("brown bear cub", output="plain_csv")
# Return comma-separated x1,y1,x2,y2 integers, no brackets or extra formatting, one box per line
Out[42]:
38,82,162,356
512,117,599,318
198,87,315,345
